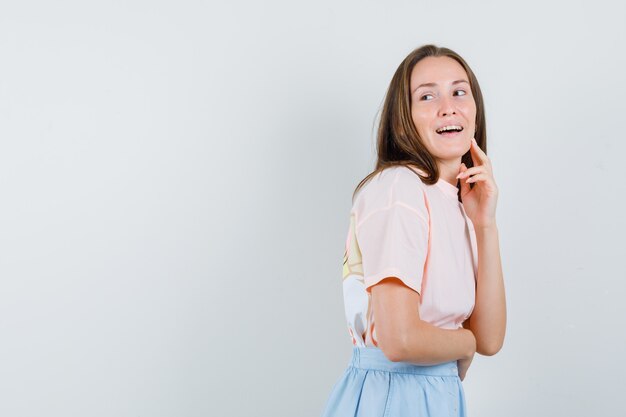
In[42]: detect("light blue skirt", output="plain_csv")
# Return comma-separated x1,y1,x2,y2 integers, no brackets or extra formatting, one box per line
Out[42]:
320,346,467,417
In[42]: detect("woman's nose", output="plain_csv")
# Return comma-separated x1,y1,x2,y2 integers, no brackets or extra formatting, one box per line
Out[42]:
438,96,457,117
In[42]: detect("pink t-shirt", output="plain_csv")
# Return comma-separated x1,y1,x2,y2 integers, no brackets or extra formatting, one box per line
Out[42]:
342,165,477,347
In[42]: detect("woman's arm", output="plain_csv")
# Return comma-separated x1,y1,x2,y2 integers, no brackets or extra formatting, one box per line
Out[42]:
372,277,476,365
466,223,506,356
457,138,507,357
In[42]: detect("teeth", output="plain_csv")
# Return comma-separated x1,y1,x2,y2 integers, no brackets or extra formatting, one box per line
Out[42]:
436,125,463,133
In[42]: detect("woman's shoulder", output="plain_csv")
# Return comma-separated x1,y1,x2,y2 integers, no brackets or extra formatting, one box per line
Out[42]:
392,164,429,186
358,165,427,195
352,165,428,217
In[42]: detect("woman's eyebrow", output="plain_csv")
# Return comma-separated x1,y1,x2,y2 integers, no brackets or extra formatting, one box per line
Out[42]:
412,79,469,93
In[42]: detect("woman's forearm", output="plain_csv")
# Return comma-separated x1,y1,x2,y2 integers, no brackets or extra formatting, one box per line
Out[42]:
395,322,476,365
469,223,507,355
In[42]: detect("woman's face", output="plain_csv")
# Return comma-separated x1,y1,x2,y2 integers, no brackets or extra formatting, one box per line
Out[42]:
409,56,477,165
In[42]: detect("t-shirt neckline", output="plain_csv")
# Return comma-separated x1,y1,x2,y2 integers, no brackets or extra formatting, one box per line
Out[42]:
401,165,459,201
435,177,460,200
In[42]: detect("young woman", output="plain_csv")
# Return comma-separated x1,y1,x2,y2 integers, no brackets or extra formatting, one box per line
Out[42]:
320,44,507,417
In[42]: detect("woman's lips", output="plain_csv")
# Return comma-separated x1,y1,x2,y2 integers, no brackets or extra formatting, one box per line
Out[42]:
437,130,463,137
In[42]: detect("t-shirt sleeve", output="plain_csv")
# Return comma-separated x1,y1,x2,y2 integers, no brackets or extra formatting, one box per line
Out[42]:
355,180,429,295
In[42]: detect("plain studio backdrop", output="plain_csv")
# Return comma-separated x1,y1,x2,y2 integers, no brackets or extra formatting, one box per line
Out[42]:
0,1,624,416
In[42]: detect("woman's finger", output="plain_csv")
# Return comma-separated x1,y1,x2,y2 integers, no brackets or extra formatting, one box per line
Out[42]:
470,138,491,167
459,164,471,195
457,166,485,179
465,173,490,184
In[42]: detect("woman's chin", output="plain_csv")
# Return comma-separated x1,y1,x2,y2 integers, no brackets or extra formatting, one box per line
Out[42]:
435,143,469,158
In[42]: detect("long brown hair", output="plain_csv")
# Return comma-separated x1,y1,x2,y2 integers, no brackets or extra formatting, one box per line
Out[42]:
352,44,487,203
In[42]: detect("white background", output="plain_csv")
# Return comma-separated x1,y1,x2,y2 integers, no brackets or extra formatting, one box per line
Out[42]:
1,1,625,416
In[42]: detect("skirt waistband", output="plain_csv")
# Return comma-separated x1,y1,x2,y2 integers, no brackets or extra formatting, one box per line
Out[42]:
349,347,459,377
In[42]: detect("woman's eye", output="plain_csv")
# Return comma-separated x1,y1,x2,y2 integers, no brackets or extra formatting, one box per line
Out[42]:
421,90,467,101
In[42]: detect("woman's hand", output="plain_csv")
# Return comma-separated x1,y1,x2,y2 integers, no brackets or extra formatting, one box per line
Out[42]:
456,326,475,381
457,350,475,381
456,137,499,229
